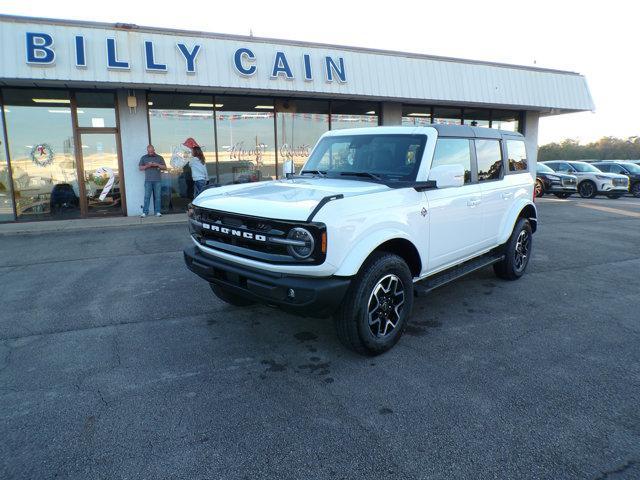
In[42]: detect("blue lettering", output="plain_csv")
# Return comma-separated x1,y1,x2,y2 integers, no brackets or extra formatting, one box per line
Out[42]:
177,43,201,73
234,48,256,76
26,32,55,64
106,38,129,69
325,57,346,83
144,41,167,71
303,54,312,81
271,51,294,79
75,36,86,67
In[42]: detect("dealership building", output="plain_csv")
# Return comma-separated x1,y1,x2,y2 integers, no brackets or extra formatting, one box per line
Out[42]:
0,14,594,222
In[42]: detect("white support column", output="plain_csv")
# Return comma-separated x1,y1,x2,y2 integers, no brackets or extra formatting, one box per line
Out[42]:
117,89,150,216
381,102,402,126
522,110,540,167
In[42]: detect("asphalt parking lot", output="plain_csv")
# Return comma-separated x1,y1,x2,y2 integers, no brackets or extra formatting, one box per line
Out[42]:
1,196,639,480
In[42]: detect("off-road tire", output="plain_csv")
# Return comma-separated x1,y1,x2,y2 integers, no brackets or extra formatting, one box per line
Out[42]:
209,283,256,307
334,252,414,356
493,218,533,281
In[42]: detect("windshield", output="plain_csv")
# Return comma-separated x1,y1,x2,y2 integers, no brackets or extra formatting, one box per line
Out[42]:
303,134,427,182
570,162,601,173
537,163,555,174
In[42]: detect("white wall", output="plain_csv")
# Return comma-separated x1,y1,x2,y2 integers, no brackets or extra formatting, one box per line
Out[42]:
381,102,402,125
117,89,149,216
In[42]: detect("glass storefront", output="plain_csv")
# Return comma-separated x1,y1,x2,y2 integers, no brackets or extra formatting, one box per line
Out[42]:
3,89,80,220
216,96,276,185
0,104,14,221
330,101,379,130
276,99,329,175
148,93,217,212
0,87,525,222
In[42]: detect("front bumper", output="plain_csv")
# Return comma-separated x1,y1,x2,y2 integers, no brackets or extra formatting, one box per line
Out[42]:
184,245,351,317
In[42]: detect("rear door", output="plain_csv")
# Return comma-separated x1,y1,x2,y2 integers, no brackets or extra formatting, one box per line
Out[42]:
425,137,484,271
477,138,510,247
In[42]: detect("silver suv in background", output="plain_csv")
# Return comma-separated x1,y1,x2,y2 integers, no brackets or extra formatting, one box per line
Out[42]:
542,161,629,199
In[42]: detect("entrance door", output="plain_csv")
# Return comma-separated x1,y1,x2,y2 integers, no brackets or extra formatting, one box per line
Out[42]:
78,133,124,216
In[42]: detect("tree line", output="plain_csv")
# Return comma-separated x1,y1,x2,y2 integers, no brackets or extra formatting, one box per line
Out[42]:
538,136,640,161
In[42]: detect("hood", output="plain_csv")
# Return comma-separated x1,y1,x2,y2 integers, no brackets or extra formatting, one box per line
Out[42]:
193,178,390,221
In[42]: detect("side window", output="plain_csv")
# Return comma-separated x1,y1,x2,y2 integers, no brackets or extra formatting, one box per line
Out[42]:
556,162,571,173
431,138,472,184
507,140,528,172
608,164,625,174
595,164,609,172
476,139,503,182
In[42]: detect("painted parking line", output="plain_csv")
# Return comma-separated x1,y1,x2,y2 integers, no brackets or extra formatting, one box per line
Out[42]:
575,202,640,218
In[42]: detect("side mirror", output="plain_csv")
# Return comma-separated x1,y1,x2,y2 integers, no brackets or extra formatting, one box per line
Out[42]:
428,164,465,188
283,160,295,178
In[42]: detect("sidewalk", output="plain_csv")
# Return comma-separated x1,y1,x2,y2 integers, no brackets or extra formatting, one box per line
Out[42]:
0,213,186,236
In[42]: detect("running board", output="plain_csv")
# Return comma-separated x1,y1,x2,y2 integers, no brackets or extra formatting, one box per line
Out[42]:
415,252,505,296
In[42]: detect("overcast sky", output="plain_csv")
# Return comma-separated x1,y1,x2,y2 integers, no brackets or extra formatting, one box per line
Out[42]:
1,0,637,145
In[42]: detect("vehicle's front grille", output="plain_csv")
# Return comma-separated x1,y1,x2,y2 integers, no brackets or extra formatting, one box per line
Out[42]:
613,178,628,187
190,206,326,265
562,178,576,187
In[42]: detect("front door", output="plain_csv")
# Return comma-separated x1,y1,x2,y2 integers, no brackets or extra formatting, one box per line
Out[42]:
77,132,124,216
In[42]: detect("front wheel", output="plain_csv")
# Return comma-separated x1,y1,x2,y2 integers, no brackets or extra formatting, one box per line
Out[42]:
578,181,597,198
631,182,640,198
334,252,414,355
209,283,256,307
494,218,533,281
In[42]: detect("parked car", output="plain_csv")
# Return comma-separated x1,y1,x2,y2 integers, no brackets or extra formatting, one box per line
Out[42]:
535,163,577,198
592,161,640,197
184,125,537,355
542,161,629,198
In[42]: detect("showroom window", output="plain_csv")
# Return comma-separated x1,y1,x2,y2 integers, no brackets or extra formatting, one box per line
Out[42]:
215,96,276,185
402,105,432,126
433,107,462,125
492,110,520,132
463,108,490,128
76,92,117,128
276,99,329,175
3,88,80,220
330,101,379,130
0,100,15,221
476,139,503,181
148,93,216,212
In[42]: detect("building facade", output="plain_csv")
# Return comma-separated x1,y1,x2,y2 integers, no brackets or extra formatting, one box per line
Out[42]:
0,15,594,221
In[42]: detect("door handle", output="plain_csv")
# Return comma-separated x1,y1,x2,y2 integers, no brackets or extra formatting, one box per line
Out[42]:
501,192,513,200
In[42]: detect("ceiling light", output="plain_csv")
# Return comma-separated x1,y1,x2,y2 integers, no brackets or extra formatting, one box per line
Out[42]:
365,111,376,115
215,104,223,108
407,112,430,117
254,105,274,110
48,109,85,114
189,102,214,108
147,101,153,106
32,98,70,104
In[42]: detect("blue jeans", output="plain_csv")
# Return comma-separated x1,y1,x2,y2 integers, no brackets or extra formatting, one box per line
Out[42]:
143,181,162,215
193,180,206,198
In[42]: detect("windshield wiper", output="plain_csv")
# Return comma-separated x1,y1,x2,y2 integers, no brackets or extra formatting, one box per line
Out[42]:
300,170,327,177
339,171,383,181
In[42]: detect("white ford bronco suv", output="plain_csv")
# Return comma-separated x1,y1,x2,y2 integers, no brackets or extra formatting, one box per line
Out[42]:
184,125,537,355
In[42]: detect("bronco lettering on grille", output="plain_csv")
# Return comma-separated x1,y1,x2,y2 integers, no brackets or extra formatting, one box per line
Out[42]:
206,223,267,242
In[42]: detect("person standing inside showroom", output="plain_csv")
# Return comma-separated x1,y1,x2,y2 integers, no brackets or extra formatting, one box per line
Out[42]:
138,144,167,217
183,138,208,198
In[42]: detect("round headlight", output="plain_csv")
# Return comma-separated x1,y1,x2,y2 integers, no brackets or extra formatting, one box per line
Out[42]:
287,227,315,259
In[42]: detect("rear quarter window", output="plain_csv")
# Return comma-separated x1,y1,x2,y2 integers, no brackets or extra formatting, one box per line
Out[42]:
507,140,528,172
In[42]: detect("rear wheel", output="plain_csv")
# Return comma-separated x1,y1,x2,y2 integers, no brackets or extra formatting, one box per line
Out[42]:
209,283,256,307
494,218,533,281
334,252,413,355
535,179,545,198
553,192,572,199
578,180,597,198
